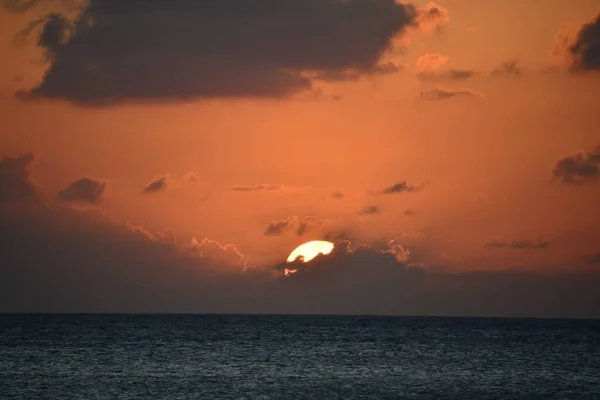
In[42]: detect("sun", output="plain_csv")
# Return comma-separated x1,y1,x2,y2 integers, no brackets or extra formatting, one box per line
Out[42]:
287,240,334,263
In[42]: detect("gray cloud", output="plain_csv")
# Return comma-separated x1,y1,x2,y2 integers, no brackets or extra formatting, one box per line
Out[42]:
419,86,482,101
380,181,421,194
484,238,552,250
490,59,522,77
230,184,283,192
358,205,381,215
264,216,321,237
552,146,600,185
569,13,600,70
143,176,169,194
0,153,37,202
9,0,422,104
417,69,476,82
57,177,106,203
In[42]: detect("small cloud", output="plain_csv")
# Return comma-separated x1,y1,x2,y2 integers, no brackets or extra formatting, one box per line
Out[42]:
484,238,552,250
415,53,449,73
419,86,482,101
552,146,600,185
403,209,415,216
331,191,345,199
358,205,381,215
490,59,522,78
143,175,169,194
56,178,106,204
264,216,323,237
483,238,508,249
380,181,422,194
415,2,450,32
229,184,283,192
184,172,200,184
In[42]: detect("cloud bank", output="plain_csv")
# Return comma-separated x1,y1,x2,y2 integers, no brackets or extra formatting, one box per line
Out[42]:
2,153,600,317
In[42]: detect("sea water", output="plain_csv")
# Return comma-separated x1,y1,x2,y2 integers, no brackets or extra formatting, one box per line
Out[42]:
1,315,599,399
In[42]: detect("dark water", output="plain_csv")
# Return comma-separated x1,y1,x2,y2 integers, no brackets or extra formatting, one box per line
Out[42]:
1,315,600,399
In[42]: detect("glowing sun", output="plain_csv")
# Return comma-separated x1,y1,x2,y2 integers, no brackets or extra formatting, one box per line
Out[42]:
287,240,334,263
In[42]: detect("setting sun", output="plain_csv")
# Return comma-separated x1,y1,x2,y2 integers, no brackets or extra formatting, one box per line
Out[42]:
287,240,334,263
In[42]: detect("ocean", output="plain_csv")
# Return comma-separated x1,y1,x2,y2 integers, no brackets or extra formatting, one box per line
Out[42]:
1,315,599,399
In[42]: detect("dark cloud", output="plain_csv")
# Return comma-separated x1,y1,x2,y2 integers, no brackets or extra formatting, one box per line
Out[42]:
358,205,381,215
143,176,169,194
484,238,552,250
490,59,522,77
331,191,345,199
10,0,423,104
569,13,600,70
264,216,321,237
0,153,37,202
56,177,106,203
380,181,421,194
419,86,482,101
230,184,283,192
552,146,600,185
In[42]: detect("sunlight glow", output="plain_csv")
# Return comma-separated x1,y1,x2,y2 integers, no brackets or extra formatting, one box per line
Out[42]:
286,240,334,263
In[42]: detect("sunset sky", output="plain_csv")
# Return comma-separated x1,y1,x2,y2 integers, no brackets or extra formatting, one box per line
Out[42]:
1,0,600,317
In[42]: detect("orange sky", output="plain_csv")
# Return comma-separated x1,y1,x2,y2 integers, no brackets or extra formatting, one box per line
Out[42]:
1,0,599,316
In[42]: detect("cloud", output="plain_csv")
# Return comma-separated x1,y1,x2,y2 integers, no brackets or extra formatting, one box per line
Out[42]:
56,177,106,203
331,191,345,199
414,53,476,82
379,181,421,194
583,252,600,264
484,238,552,250
414,2,449,32
274,239,417,276
552,146,600,185
490,59,522,77
143,175,169,194
358,205,381,215
264,216,323,237
229,184,283,192
403,209,415,216
568,13,600,71
0,153,37,202
312,61,404,82
415,53,450,72
418,86,482,101
9,0,424,104
3,156,600,317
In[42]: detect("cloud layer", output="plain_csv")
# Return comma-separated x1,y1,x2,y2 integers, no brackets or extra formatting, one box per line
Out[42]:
2,152,600,317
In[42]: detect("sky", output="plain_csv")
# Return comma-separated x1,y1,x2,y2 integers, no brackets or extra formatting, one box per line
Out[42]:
1,0,600,317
